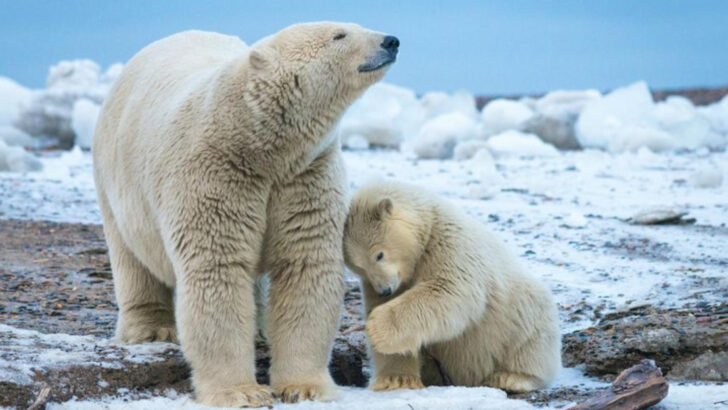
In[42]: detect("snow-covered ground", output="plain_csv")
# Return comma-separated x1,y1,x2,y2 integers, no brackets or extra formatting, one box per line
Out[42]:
1,147,726,409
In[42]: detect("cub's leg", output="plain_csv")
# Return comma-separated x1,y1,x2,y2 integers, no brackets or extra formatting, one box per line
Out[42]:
363,281,424,391
99,194,176,343
168,177,273,408
486,316,561,393
264,148,346,403
370,351,424,391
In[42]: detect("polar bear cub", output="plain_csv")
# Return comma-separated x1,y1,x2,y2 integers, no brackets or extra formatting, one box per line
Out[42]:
343,181,561,392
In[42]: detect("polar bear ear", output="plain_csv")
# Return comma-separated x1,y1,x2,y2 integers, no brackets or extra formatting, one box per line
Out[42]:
249,49,279,72
375,198,393,219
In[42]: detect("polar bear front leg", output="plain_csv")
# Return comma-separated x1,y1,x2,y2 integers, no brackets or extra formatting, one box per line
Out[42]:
168,180,273,408
367,277,486,355
264,148,347,403
362,280,424,391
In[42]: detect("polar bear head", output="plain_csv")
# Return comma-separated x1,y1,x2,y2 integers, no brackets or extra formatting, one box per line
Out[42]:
344,189,424,297
249,22,399,107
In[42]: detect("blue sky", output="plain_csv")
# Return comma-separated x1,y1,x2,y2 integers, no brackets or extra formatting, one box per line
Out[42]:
1,0,726,94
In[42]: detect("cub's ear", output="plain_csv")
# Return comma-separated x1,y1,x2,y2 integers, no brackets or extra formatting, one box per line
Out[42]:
375,198,393,219
249,48,279,72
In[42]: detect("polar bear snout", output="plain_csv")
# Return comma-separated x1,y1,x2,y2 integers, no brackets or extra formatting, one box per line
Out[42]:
381,35,400,54
379,287,393,297
358,34,399,73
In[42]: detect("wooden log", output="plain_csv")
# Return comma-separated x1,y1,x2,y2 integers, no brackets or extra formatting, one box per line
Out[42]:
570,359,668,410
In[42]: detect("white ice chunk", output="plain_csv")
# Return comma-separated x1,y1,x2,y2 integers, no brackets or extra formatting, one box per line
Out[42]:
481,99,534,136
576,81,668,152
453,139,490,161
339,82,425,148
0,139,42,172
654,96,723,150
47,60,101,89
697,93,728,137
71,99,101,149
15,60,119,147
420,90,479,120
410,112,480,159
486,130,559,158
0,126,36,147
534,89,601,121
0,76,32,127
342,134,370,150
101,63,125,86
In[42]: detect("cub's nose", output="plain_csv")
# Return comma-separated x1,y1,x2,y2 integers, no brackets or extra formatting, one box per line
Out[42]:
381,35,400,54
379,287,393,297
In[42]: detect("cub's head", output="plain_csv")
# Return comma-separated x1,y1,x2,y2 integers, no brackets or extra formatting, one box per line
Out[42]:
344,191,421,297
249,22,398,104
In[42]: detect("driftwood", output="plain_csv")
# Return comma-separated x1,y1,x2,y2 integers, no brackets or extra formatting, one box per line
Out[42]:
570,360,668,410
26,384,51,410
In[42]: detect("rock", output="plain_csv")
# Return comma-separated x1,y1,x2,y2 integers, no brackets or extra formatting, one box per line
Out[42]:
570,360,668,410
562,304,728,380
626,207,696,225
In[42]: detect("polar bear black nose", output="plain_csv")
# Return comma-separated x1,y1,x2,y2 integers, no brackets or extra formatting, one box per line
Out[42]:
379,287,393,297
381,36,400,53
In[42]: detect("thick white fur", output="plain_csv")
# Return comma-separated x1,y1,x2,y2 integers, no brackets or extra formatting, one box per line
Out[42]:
92,23,393,407
343,181,561,393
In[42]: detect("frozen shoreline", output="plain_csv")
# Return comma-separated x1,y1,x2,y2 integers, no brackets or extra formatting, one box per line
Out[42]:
1,149,727,408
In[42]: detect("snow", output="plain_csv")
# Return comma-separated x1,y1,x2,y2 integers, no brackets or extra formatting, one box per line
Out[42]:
71,98,101,149
688,163,724,188
486,130,559,158
0,323,176,387
47,386,535,410
657,383,728,409
480,99,535,136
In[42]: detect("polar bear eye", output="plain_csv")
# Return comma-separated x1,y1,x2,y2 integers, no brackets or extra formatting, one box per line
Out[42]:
375,252,384,262
333,32,347,41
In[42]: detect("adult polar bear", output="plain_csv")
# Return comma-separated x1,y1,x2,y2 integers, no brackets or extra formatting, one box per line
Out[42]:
92,23,398,407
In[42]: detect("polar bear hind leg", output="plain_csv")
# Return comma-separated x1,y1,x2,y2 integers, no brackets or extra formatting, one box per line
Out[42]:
99,195,177,344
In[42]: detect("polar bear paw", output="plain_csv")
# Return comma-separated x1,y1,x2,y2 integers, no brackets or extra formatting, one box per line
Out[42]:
371,374,425,391
274,382,336,403
117,322,178,344
366,305,418,354
196,384,274,408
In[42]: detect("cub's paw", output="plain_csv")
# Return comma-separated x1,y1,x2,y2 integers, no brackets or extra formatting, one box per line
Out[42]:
196,384,274,408
371,374,425,391
366,305,417,354
274,382,336,403
117,323,178,344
